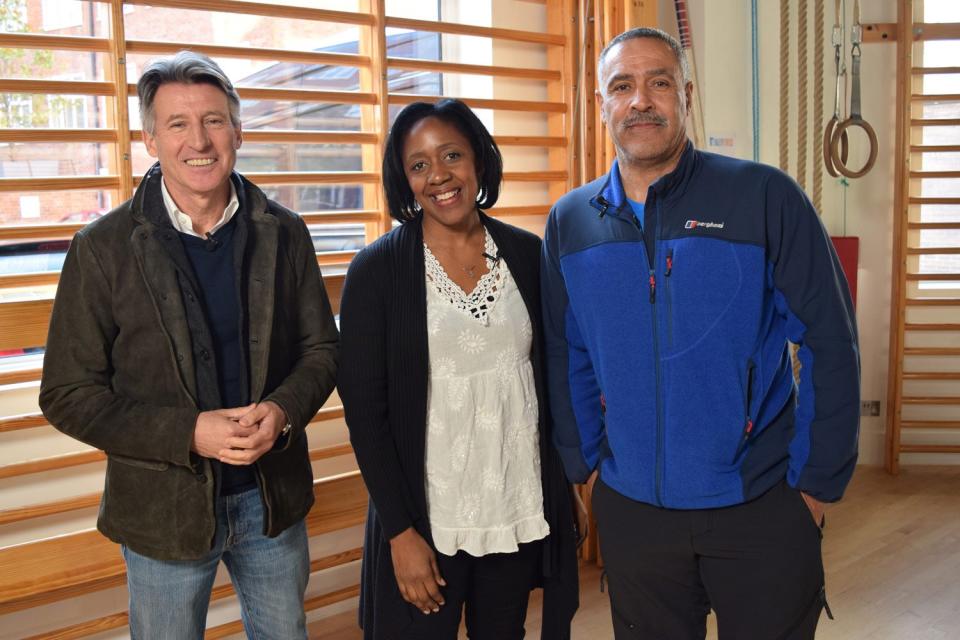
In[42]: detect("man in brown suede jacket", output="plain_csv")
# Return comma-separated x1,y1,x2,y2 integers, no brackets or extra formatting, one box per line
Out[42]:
39,51,338,639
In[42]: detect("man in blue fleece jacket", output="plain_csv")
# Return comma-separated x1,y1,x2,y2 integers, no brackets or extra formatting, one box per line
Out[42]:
541,27,859,639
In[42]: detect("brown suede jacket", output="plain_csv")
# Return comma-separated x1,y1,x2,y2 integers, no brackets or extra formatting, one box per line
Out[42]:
39,164,339,560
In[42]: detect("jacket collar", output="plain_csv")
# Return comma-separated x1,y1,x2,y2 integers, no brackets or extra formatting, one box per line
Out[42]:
589,139,698,216
130,162,264,228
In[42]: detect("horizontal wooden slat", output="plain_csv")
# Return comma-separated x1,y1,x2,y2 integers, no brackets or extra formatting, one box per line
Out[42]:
241,171,380,185
0,493,100,527
130,129,378,145
0,472,365,614
387,56,560,80
124,83,377,105
0,223,84,241
908,222,960,230
907,247,960,255
912,118,960,127
863,22,960,42
910,170,960,179
0,413,48,434
316,250,358,266
912,66,960,75
0,450,105,481
911,144,960,152
303,584,360,613
0,298,52,352
130,172,378,187
900,444,960,453
0,272,60,289
901,420,960,428
494,135,567,147
234,87,377,105
385,16,564,45
911,93,960,102
236,130,378,144
502,170,567,182
126,39,370,68
0,176,119,192
904,347,960,355
0,365,42,387
125,0,375,25
305,471,367,536
301,210,380,225
22,610,130,640
906,273,960,281
902,396,960,405
902,372,960,380
909,197,960,205
906,298,960,306
0,529,124,615
491,205,551,217
0,79,115,96
0,32,110,52
905,323,960,330
0,129,116,144
389,93,566,113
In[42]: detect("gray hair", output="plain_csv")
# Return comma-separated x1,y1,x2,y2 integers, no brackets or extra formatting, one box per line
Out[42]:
137,50,241,134
597,27,691,88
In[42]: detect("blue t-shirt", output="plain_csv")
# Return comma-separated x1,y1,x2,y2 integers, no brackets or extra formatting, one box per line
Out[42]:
628,198,645,232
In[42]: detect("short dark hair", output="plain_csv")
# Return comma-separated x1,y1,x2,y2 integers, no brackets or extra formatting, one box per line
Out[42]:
382,99,503,222
597,27,691,89
137,50,241,134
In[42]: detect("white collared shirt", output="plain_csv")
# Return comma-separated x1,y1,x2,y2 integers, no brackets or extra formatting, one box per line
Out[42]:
160,178,239,238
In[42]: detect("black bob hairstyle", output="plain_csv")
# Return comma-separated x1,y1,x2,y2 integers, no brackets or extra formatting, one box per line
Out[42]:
382,98,503,222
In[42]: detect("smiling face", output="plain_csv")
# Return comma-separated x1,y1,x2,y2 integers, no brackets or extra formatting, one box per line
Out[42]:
402,116,480,231
142,81,242,213
597,37,692,174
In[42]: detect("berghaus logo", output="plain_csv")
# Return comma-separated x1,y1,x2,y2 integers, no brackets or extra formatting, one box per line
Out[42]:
685,219,725,229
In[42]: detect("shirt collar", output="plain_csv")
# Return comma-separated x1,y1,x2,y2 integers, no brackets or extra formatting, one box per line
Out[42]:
160,178,239,238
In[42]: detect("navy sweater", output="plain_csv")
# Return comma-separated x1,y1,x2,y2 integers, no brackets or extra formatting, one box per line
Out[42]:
181,217,254,494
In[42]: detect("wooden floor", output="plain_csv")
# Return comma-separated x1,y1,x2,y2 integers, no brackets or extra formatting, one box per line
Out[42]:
315,466,960,639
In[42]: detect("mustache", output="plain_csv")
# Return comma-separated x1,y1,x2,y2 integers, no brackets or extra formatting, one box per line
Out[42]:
621,113,667,128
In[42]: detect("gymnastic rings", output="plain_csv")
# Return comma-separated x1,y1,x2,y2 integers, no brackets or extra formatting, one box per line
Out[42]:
825,0,877,179
823,116,848,178
830,115,877,179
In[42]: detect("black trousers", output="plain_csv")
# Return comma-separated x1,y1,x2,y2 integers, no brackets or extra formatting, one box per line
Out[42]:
399,540,541,640
593,478,825,640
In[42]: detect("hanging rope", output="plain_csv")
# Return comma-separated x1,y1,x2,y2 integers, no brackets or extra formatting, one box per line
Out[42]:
813,0,825,212
830,0,878,178
751,0,761,162
797,0,808,192
779,0,790,172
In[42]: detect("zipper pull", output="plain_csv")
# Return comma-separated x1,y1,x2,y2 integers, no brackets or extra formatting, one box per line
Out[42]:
648,269,656,303
731,418,753,463
665,249,674,277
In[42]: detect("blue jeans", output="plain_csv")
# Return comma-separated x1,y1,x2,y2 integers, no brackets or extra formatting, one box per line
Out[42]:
122,487,309,639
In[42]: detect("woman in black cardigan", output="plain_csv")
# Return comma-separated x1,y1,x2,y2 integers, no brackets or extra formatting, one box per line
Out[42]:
338,99,579,639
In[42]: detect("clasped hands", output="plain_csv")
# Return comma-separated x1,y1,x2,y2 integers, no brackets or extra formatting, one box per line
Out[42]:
191,401,288,465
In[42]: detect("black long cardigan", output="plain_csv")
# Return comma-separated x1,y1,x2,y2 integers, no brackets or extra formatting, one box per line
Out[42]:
338,212,578,639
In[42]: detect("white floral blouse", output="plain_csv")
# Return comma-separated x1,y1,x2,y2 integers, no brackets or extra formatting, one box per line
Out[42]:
422,228,550,557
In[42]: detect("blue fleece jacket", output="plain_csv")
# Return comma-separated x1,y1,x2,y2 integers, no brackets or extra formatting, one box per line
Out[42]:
541,142,860,508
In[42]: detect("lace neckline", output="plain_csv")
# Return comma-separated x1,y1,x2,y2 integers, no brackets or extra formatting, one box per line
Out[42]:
424,227,503,325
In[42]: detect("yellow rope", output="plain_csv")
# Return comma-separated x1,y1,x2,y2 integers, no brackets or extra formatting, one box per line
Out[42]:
797,0,808,192
779,0,790,173
813,0,825,212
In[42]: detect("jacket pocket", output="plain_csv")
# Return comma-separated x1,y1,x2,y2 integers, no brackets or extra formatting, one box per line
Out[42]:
730,360,755,464
109,453,170,471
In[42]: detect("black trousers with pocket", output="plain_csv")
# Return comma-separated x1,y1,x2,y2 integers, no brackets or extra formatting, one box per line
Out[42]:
593,478,826,640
